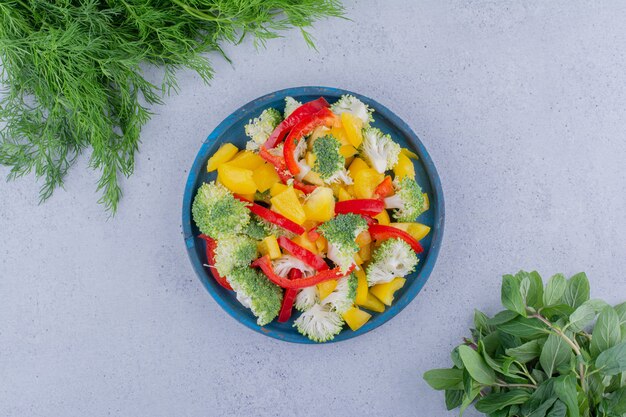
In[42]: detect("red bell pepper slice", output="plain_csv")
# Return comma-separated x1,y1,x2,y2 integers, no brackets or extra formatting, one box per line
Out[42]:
373,176,394,199
284,107,336,176
335,199,385,216
368,224,424,254
259,146,317,194
277,269,302,323
264,97,329,149
252,255,354,289
198,234,233,290
307,228,321,242
277,236,329,271
292,180,317,194
234,195,305,235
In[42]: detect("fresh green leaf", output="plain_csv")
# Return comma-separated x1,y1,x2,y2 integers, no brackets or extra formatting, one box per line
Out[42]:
497,316,549,339
606,386,626,414
540,333,573,377
590,307,621,357
505,340,542,363
475,390,531,413
487,310,520,326
474,309,492,335
459,385,480,416
526,398,558,417
596,342,626,376
502,274,527,316
540,304,574,320
614,302,626,341
423,368,464,390
445,389,463,410
568,299,608,332
545,400,567,417
451,346,464,369
544,273,567,307
553,374,579,417
519,270,544,309
562,272,590,309
522,380,557,417
458,345,497,385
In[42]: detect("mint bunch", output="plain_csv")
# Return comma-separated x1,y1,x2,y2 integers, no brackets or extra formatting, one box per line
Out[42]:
424,271,626,417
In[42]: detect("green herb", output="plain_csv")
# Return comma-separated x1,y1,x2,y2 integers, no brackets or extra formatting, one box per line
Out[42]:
424,271,626,417
0,0,343,212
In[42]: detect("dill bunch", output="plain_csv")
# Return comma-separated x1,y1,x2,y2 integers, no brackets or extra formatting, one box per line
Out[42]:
0,0,343,212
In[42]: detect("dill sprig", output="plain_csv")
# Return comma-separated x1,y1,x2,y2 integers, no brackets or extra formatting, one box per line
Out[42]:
0,0,344,212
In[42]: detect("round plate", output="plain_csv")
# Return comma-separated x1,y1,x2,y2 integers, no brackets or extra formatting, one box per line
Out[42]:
182,86,444,343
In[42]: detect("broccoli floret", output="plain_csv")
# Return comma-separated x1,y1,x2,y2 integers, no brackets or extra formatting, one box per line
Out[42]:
360,127,400,173
192,182,250,239
214,236,258,277
384,177,426,222
244,108,282,150
330,94,374,126
317,214,367,273
245,215,270,240
284,96,302,118
294,302,344,342
366,238,418,286
228,267,283,326
311,135,353,184
320,274,357,314
272,255,316,278
295,286,318,312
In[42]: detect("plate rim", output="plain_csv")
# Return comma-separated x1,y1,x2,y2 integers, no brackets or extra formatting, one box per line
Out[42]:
182,86,445,344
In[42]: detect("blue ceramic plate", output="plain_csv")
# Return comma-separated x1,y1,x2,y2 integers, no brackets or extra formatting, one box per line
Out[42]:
182,86,444,343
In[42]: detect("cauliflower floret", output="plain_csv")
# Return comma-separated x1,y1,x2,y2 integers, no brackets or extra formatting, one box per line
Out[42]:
293,303,344,342
320,274,357,314
284,96,302,118
330,94,374,126
244,108,282,150
366,238,418,286
360,127,400,173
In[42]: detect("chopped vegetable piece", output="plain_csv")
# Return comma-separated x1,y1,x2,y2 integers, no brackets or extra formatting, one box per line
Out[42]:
295,286,318,312
310,135,352,184
206,143,238,172
270,187,306,225
217,164,257,194
265,97,329,149
329,126,350,146
348,157,369,178
370,277,406,306
342,306,372,331
339,144,358,158
317,280,338,300
357,292,385,313
235,195,305,235
253,163,280,192
360,127,400,173
303,187,335,222
270,182,288,197
283,97,302,118
374,209,391,225
354,268,368,305
353,168,385,199
369,224,424,254
214,235,258,277
331,94,374,126
400,148,419,160
358,242,372,262
278,236,329,271
244,108,282,150
321,274,357,314
258,235,282,260
315,235,328,253
192,182,250,239
228,150,265,170
227,266,282,326
284,107,336,175
389,223,431,241
252,255,354,289
278,269,302,323
393,152,415,179
272,255,315,278
294,303,343,342
373,176,394,199
366,238,418,286
337,187,353,202
384,177,426,222
355,230,372,247
340,112,364,148
198,234,233,290
334,199,384,216
317,214,368,273
293,233,319,254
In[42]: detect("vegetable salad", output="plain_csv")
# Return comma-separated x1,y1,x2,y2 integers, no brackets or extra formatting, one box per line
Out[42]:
192,94,431,342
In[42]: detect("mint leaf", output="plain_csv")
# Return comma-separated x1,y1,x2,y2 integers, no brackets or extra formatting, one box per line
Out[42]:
539,333,573,377
444,389,463,410
546,400,567,417
497,316,549,339
596,341,626,376
505,339,542,363
590,307,621,357
502,274,527,316
553,374,579,417
423,368,463,390
474,390,531,413
562,272,590,309
543,273,567,306
458,345,496,385
568,299,608,332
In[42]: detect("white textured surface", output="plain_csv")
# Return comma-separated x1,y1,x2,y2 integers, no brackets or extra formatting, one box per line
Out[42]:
2,1,626,416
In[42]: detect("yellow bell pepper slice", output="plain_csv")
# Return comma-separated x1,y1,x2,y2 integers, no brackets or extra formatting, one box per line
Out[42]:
318,280,338,300
252,163,280,192
357,292,385,313
340,112,363,148
270,182,288,197
315,236,328,253
271,187,306,225
353,168,384,199
389,223,431,241
303,187,335,222
339,144,358,159
393,152,415,179
374,209,391,225
258,235,282,260
348,157,369,178
330,127,350,146
342,306,372,331
370,277,406,306
293,233,319,254
217,163,256,194
228,150,264,170
400,148,419,160
354,269,368,305
423,193,429,211
358,243,372,262
206,143,238,172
